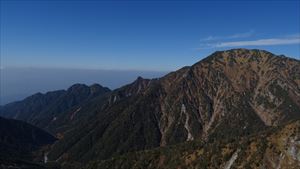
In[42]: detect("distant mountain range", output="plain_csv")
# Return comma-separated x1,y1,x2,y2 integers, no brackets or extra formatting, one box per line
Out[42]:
0,84,110,135
0,67,167,105
1,49,299,169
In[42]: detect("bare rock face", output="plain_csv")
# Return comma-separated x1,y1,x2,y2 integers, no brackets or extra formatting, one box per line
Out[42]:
151,49,300,145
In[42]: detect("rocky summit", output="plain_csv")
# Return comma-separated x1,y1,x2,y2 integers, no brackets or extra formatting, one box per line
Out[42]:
0,49,299,169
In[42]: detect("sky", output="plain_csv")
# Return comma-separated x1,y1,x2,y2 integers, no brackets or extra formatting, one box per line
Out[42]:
0,0,300,104
1,0,300,71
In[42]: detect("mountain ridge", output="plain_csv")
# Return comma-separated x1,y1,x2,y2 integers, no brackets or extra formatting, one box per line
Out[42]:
45,49,300,164
1,49,299,169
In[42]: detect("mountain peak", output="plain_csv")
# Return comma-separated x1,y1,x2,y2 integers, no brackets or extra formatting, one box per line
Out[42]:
67,83,89,91
196,48,287,68
136,76,144,81
211,48,272,59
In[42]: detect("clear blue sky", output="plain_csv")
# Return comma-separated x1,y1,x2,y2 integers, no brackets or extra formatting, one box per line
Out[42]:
1,0,300,71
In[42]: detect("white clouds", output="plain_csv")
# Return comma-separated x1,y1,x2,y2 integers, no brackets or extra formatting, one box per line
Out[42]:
214,38,300,47
198,33,300,49
284,33,300,39
200,30,255,41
